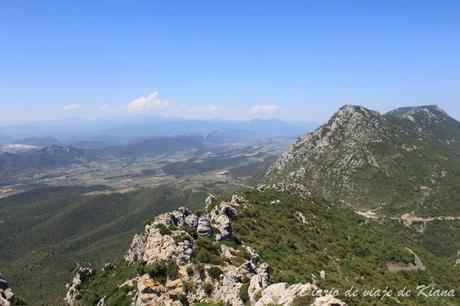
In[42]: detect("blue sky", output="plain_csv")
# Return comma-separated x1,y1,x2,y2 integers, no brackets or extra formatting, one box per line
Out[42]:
1,0,459,124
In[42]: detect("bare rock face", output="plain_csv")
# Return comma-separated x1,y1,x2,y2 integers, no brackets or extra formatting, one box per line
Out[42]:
0,273,15,306
248,263,270,304
134,274,183,306
142,225,193,266
64,267,95,305
125,233,147,264
211,202,239,221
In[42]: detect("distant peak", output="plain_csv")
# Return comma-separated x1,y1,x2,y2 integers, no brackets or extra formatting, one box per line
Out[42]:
386,105,449,119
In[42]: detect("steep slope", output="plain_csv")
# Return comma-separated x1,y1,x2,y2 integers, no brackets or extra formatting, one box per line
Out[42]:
266,105,460,217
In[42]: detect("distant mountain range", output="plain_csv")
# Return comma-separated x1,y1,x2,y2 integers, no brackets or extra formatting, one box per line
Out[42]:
0,118,317,146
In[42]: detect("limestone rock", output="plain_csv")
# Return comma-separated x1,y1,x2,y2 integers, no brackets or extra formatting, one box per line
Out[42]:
215,215,232,241
143,226,193,266
107,193,347,306
254,282,316,306
185,214,198,228
134,274,183,306
249,263,269,304
312,294,347,306
125,233,147,264
210,274,245,306
197,216,214,237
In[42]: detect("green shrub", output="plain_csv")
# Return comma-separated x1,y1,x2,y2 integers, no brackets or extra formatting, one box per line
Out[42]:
202,282,213,295
183,281,197,294
165,260,179,280
208,266,223,280
193,238,224,265
173,234,186,245
142,260,178,284
156,224,172,236
181,226,198,239
186,266,194,277
196,264,205,279
176,293,187,304
292,294,314,306
239,282,249,303
254,291,262,302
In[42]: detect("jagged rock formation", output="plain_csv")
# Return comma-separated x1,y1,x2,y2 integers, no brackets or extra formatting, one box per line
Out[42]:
72,194,346,306
64,267,95,305
266,104,460,215
0,274,15,306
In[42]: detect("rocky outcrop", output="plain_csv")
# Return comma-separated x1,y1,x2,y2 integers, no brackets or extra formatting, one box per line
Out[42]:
0,274,15,306
64,267,95,305
80,194,346,306
197,216,214,238
142,225,193,266
248,263,270,304
125,233,147,264
214,215,232,241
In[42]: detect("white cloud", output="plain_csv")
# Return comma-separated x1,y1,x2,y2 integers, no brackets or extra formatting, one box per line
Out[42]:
127,92,170,112
249,104,280,114
63,104,80,111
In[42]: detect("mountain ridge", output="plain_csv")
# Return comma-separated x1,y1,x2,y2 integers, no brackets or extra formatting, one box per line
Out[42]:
266,104,460,217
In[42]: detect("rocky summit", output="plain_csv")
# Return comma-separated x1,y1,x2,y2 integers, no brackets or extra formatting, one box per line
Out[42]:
65,194,346,306
266,104,460,216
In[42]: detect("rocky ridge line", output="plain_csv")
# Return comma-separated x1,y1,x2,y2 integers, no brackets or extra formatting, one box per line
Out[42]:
65,194,346,306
